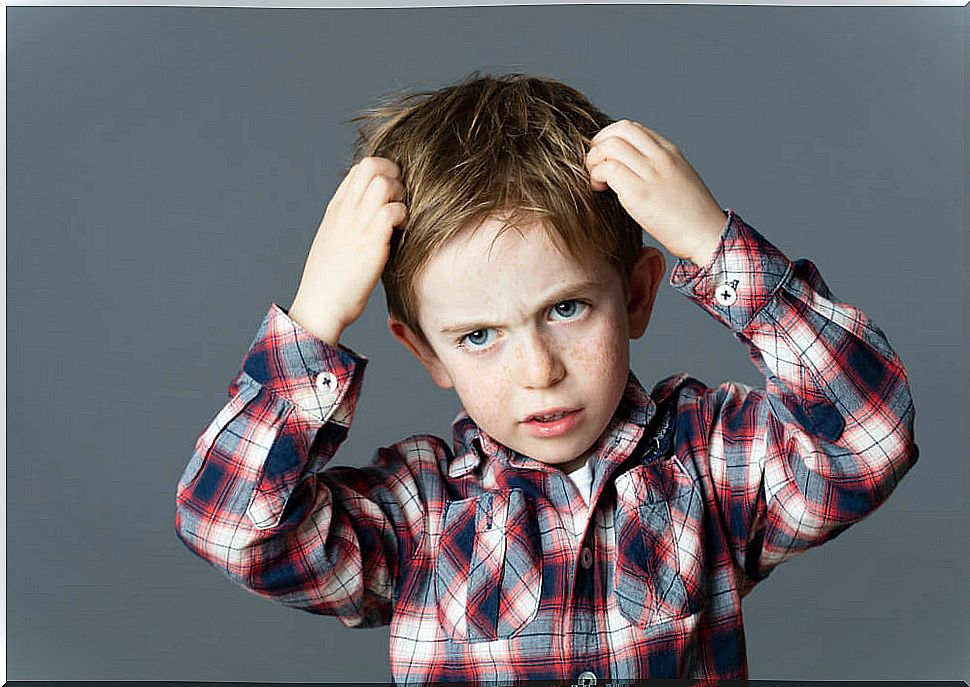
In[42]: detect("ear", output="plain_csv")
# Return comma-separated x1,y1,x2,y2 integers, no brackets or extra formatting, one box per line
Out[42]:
387,315,455,389
627,246,666,339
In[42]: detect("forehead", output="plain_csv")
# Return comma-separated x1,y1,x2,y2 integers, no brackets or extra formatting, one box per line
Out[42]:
415,216,614,326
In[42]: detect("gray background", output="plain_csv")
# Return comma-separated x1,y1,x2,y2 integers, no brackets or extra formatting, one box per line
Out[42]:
6,5,967,682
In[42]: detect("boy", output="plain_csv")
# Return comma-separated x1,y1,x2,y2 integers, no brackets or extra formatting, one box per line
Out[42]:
175,72,918,683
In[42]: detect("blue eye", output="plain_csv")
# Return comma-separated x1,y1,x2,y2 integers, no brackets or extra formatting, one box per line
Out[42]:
552,300,587,320
458,328,496,351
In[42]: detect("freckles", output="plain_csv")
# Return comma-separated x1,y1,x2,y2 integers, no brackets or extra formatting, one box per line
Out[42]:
569,342,599,370
569,335,623,371
464,372,510,418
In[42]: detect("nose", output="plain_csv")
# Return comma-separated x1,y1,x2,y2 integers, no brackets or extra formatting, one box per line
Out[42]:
515,328,566,388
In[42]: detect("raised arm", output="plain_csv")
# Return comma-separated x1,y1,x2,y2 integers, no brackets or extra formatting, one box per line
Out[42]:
175,156,420,626
584,119,917,588
670,211,918,589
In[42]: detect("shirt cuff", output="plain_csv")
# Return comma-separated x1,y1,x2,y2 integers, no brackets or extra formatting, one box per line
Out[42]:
239,302,369,425
669,209,793,333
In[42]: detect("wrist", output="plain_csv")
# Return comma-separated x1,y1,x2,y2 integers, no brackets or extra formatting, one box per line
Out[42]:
287,298,345,346
689,237,720,267
689,210,728,266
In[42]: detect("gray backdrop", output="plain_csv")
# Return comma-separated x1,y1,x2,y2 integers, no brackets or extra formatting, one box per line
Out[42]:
6,5,967,682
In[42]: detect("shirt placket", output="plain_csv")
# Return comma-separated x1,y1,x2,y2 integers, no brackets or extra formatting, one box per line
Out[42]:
570,400,679,683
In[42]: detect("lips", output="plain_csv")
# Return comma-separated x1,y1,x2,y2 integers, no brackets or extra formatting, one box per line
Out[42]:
521,407,584,438
522,407,581,422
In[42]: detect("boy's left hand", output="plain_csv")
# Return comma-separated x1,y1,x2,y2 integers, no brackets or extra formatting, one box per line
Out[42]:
586,120,727,266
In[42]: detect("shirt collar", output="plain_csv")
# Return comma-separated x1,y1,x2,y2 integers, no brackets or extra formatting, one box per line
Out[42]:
448,369,685,479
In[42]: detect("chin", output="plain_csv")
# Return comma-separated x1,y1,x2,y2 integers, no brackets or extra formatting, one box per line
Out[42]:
532,439,593,465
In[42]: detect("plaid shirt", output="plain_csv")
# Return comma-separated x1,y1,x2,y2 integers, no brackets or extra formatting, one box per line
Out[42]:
175,211,918,684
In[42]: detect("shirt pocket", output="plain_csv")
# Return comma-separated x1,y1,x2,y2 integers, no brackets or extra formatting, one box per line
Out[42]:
614,454,707,628
434,488,543,643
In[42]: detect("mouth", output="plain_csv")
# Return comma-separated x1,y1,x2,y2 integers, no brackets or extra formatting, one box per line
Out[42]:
520,407,584,438
521,407,582,423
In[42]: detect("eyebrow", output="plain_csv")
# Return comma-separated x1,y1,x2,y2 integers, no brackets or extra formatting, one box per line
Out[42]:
438,279,601,336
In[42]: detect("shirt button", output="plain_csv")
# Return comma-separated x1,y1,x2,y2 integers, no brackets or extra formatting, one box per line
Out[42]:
316,371,338,395
715,282,738,306
577,671,597,686
580,546,593,569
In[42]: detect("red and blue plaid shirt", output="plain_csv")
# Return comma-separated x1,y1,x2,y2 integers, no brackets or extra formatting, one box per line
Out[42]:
175,211,918,683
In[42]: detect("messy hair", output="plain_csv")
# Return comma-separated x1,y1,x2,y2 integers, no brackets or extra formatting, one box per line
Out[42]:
346,71,644,348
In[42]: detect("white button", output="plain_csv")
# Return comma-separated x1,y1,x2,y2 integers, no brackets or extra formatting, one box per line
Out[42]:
580,547,593,569
577,671,597,686
316,371,338,394
715,282,738,306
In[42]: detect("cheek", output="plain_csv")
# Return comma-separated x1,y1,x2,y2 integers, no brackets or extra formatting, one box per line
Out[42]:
453,366,510,421
568,324,628,376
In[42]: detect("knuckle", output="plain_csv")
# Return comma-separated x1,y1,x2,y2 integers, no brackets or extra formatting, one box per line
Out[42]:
381,202,406,223
371,174,392,194
599,137,621,154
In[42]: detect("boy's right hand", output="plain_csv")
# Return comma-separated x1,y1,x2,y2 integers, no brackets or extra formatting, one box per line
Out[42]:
288,157,408,345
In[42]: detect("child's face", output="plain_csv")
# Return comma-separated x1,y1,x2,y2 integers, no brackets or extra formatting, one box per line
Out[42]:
389,215,664,473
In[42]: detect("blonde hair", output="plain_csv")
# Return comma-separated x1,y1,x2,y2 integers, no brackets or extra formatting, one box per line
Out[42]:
346,71,644,347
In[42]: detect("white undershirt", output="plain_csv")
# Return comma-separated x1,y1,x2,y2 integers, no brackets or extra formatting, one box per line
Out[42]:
561,456,595,536
566,457,594,506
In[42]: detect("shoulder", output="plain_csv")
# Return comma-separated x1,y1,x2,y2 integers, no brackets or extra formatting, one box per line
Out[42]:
372,432,456,478
381,432,452,461
650,372,711,404
652,372,766,425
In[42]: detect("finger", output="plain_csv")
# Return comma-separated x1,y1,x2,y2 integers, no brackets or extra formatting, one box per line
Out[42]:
383,201,409,230
361,175,406,226
631,123,680,155
586,136,656,182
329,162,360,207
590,120,668,164
591,119,656,147
589,158,647,203
366,203,409,245
346,156,402,207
